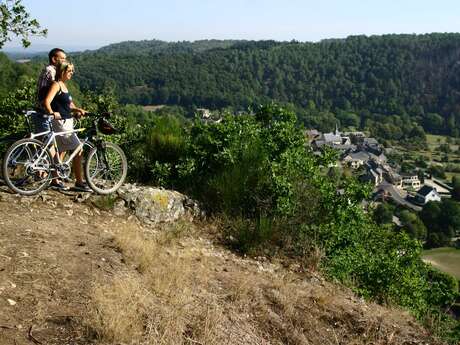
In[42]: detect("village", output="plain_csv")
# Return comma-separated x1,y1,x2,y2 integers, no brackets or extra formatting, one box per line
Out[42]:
306,126,452,212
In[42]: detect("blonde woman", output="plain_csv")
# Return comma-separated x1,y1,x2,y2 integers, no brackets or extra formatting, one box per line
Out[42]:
43,61,91,192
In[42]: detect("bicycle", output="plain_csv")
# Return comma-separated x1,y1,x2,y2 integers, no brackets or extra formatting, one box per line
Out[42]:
2,112,127,196
0,111,95,178
0,111,36,155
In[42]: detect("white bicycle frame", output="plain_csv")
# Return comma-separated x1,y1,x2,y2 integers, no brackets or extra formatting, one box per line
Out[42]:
29,119,89,172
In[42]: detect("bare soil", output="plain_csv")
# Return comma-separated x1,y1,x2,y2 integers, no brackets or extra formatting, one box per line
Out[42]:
0,187,124,345
0,186,445,345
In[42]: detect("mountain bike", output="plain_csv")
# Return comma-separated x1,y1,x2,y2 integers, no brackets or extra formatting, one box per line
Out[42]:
2,112,127,196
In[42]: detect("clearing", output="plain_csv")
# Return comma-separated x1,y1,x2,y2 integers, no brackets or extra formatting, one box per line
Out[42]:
422,247,460,280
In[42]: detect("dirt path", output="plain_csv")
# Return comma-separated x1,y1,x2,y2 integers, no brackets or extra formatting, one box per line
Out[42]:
0,186,445,345
0,187,125,345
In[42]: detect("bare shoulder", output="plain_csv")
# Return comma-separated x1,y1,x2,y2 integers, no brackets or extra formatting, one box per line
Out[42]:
47,81,60,93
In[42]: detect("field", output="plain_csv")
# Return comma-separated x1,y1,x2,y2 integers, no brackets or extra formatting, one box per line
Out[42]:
422,247,460,279
390,134,460,184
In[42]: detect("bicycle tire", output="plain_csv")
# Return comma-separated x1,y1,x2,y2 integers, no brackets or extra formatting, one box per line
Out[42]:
2,138,52,195
84,141,127,194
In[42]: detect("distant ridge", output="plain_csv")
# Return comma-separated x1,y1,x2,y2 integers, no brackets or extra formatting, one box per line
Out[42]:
95,39,246,55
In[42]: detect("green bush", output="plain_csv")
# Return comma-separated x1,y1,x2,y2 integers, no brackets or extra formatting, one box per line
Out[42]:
123,113,187,186
0,77,36,138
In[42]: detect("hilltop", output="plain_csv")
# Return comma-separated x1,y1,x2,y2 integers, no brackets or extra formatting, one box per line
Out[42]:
0,185,444,345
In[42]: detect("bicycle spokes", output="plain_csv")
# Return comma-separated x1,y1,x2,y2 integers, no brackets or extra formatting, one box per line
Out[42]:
3,140,52,194
85,142,127,194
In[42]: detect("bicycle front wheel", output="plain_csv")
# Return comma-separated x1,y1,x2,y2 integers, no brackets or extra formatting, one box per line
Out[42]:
2,138,52,195
84,141,127,194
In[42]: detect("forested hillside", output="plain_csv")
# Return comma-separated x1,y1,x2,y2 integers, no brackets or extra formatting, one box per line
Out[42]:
3,34,460,137
68,33,460,136
0,53,38,97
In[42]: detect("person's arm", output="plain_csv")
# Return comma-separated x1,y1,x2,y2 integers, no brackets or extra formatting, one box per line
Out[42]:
70,102,87,117
43,82,62,119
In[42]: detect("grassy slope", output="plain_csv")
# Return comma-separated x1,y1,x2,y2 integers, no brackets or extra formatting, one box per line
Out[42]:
422,247,460,279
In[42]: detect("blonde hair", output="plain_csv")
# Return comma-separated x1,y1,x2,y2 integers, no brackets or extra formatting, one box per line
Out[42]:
56,61,74,81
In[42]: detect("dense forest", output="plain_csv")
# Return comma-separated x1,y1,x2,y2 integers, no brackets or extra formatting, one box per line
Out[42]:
61,33,460,137
3,33,460,139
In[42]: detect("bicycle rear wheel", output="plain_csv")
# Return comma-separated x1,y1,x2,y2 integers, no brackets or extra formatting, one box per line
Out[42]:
2,138,52,195
84,141,127,194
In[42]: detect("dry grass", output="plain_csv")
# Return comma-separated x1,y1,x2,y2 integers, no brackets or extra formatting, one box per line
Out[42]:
88,223,201,344
86,221,443,345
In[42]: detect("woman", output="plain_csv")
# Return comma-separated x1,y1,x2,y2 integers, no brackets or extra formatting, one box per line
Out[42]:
43,61,91,192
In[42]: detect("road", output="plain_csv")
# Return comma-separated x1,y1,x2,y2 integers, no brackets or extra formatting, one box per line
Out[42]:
377,182,422,211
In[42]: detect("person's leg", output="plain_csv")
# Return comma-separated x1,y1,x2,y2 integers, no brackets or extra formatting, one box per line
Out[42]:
59,151,66,162
68,133,91,192
72,150,91,192
73,150,84,184
32,114,64,187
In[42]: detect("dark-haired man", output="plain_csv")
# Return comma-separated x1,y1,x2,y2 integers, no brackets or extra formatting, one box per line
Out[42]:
36,48,67,111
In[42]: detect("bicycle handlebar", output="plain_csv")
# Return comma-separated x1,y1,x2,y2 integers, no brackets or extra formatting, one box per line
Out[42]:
85,112,111,118
22,111,111,121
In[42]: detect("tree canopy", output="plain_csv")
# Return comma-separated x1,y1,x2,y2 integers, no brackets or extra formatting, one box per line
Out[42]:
0,0,46,48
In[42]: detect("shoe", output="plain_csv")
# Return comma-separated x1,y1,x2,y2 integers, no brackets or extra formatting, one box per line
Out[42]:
73,182,92,193
50,180,70,191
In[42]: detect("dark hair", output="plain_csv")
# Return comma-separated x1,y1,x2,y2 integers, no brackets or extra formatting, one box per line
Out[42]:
48,48,65,64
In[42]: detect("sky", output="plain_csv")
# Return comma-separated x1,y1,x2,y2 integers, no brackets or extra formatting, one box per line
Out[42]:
3,0,460,51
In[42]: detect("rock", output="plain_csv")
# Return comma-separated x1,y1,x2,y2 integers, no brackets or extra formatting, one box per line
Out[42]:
113,200,127,216
74,193,91,203
82,208,93,216
7,299,16,306
115,183,202,225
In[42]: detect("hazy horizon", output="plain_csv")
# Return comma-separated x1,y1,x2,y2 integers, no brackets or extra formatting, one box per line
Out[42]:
4,32,460,55
2,0,460,53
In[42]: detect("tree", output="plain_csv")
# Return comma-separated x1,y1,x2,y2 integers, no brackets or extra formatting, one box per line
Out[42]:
399,210,427,240
373,203,394,225
439,199,460,237
420,199,460,248
452,176,460,201
0,0,47,48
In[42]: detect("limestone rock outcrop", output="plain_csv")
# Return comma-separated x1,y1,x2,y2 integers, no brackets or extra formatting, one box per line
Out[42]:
114,184,202,225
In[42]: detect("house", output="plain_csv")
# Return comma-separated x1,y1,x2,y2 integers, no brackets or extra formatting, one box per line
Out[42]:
363,137,379,146
322,132,342,145
415,186,441,205
368,152,387,165
306,129,320,136
401,174,421,190
342,151,369,168
423,178,452,197
344,131,365,139
360,166,384,186
196,108,212,118
305,129,320,142
384,170,403,189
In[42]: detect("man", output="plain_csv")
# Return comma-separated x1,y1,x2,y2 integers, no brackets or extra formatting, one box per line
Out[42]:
36,48,67,112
